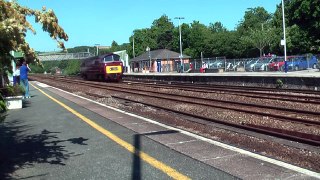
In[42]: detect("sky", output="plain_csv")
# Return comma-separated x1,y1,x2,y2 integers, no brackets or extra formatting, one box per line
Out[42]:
19,0,281,52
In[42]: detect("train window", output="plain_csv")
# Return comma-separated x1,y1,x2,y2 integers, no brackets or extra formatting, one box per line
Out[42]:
103,54,120,62
103,55,113,62
112,55,120,61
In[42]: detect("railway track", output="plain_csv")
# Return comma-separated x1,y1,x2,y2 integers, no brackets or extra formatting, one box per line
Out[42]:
30,75,320,146
123,79,320,95
123,81,320,105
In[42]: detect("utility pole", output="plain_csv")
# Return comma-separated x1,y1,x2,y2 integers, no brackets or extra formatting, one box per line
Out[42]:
175,17,185,72
281,0,287,73
95,44,100,56
132,34,135,58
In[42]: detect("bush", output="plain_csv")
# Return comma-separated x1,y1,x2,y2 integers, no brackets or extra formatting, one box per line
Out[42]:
0,94,7,113
276,79,284,89
0,85,25,97
39,59,81,75
63,60,81,75
29,63,45,73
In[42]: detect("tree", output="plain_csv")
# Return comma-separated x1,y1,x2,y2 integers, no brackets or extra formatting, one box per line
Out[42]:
207,31,243,58
237,7,273,57
184,21,211,58
237,7,272,35
130,28,157,57
270,0,320,55
0,0,68,86
286,0,320,53
151,15,174,50
209,22,227,33
242,27,275,57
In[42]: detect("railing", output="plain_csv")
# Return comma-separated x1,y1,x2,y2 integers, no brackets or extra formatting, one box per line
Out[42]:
38,52,95,61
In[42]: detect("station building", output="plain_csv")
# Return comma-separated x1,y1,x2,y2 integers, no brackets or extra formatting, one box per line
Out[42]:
130,49,190,73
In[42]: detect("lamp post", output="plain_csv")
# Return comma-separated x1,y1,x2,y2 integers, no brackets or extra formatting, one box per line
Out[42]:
132,34,135,58
95,44,100,56
175,17,184,72
146,46,151,71
281,0,287,73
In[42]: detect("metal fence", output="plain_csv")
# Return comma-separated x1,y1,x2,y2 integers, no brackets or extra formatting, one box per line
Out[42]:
189,54,319,72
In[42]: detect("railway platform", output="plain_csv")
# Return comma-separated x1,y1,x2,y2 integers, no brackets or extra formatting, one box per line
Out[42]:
124,69,320,90
0,81,319,179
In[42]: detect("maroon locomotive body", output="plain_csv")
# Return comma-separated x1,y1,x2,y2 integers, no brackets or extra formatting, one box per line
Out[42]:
80,53,123,82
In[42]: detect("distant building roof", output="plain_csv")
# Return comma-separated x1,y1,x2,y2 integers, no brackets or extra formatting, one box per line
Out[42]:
130,49,190,62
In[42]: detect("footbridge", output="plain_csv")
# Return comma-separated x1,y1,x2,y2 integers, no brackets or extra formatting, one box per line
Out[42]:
38,52,95,61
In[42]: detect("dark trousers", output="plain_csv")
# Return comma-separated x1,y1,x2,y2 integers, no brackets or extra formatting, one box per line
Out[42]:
13,76,20,85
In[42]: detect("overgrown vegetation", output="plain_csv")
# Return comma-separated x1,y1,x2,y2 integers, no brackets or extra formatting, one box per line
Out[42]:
0,94,6,114
29,59,81,75
276,79,284,89
0,85,25,97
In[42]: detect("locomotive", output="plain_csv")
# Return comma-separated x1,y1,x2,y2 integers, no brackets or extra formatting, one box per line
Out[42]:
80,53,123,82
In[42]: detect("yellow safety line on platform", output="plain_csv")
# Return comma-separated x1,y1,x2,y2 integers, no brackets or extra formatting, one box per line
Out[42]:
31,83,190,180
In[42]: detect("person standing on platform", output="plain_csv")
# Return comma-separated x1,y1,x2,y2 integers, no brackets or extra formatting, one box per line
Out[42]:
20,60,31,98
13,64,20,86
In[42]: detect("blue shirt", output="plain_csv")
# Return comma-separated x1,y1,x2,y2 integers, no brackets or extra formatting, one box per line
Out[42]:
20,65,29,80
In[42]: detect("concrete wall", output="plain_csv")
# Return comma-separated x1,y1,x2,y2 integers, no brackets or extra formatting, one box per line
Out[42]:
123,74,320,91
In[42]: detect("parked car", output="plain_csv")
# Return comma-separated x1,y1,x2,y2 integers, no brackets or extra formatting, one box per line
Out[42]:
208,60,225,69
244,58,260,71
253,57,275,71
268,57,285,71
287,55,318,71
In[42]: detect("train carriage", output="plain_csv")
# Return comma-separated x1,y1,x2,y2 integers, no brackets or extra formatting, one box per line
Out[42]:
80,53,123,82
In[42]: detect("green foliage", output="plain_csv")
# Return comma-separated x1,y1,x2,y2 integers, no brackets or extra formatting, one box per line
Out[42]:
286,0,320,52
241,27,275,57
0,0,68,67
29,63,45,73
151,15,175,49
37,59,81,75
0,93,7,114
63,60,81,75
209,22,227,33
42,61,60,73
271,0,320,54
186,21,212,58
237,7,272,35
0,85,25,97
276,79,284,89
